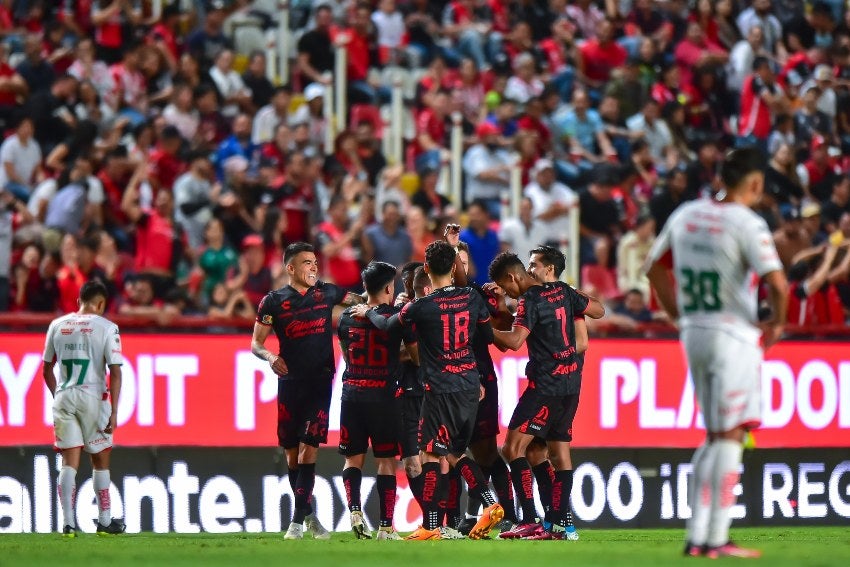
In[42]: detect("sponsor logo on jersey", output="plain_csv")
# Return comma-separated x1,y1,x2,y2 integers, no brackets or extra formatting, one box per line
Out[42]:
60,328,73,335
80,328,94,334
284,317,327,339
261,315,273,325
313,289,324,303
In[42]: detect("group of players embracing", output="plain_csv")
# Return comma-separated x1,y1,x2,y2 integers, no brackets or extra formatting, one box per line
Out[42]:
251,225,604,542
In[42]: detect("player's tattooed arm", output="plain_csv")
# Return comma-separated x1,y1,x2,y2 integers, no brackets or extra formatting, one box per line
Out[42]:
492,325,530,351
340,291,367,307
251,322,288,375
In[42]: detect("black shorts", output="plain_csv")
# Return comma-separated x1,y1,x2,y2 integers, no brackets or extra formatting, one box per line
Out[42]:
508,388,580,442
420,389,479,457
339,399,401,458
470,375,500,443
400,393,423,458
277,379,332,449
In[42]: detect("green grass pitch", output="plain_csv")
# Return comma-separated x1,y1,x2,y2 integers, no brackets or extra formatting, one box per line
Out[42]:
1,528,848,567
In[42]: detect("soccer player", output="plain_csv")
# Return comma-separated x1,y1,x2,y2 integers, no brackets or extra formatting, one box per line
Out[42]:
488,252,604,540
251,242,365,540
355,241,504,540
645,147,788,558
446,232,518,533
337,261,418,541
521,245,590,535
42,280,125,537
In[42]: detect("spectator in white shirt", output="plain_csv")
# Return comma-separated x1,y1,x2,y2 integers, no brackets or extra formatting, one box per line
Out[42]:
372,0,406,54
616,214,656,298
252,86,292,145
727,25,765,92
208,49,252,118
462,121,512,218
499,196,550,261
289,83,328,151
174,152,220,250
626,98,672,163
504,53,545,104
736,0,783,55
524,158,579,244
0,117,43,203
163,84,200,142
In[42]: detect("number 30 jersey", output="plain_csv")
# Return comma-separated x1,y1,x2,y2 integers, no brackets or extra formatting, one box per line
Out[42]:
43,313,123,395
646,199,782,338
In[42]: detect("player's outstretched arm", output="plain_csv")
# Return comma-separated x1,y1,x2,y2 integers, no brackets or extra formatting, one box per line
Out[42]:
340,291,367,307
493,325,530,351
581,294,606,319
646,261,680,321
105,364,121,434
762,269,789,350
251,322,288,375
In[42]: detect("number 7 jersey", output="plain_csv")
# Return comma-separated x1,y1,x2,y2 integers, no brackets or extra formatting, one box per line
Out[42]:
43,313,123,395
646,199,782,337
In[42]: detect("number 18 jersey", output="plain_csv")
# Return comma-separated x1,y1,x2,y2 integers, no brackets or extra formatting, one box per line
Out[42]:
646,199,782,339
43,313,123,395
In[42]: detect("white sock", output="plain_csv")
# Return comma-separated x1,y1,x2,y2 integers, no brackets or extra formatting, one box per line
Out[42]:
58,466,77,529
686,442,715,546
707,440,743,547
93,469,112,525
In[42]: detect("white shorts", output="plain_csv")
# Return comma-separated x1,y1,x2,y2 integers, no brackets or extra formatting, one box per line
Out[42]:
681,326,762,433
53,388,113,454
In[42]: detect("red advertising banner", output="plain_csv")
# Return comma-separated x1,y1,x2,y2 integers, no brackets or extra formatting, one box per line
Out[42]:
1,334,848,448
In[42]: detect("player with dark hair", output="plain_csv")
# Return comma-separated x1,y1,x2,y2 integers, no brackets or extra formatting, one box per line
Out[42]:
444,227,518,534
251,241,365,540
338,261,418,540
354,241,504,540
646,147,787,558
489,252,604,540
42,280,125,536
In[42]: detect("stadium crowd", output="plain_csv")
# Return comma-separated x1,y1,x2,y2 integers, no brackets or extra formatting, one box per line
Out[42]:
1,0,850,330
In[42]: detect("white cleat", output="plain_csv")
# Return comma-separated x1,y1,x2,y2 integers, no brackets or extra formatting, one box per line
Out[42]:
376,527,403,540
351,511,371,539
564,525,579,541
284,522,304,540
438,526,466,539
305,513,331,540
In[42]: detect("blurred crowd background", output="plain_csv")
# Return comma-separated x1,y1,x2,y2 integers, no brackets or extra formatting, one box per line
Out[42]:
1,0,849,331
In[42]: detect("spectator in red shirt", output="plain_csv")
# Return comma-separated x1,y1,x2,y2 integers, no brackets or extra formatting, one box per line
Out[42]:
149,125,187,195
673,22,728,87
738,56,789,153
577,19,627,101
409,89,449,172
92,0,141,65
333,3,388,105
315,194,366,292
147,3,182,70
56,234,85,314
541,17,578,102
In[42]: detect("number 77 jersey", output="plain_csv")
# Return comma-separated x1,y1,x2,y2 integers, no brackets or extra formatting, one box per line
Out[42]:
43,313,123,395
646,199,782,334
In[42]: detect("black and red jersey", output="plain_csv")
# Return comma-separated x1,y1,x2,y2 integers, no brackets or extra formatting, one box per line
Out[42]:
398,286,493,394
470,282,499,384
513,281,589,396
337,304,415,402
256,281,345,382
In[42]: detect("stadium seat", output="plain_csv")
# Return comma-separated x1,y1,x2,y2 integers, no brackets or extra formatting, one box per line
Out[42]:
581,265,622,302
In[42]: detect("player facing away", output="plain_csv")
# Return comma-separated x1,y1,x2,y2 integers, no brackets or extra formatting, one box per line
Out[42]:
488,252,605,540
448,234,518,533
521,245,590,534
645,147,788,559
337,262,419,541
251,242,365,540
42,280,126,536
355,241,504,540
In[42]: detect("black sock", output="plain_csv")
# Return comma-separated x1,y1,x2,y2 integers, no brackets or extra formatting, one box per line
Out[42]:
548,469,573,528
490,458,517,523
437,471,449,526
532,461,554,514
287,466,313,517
509,458,537,523
292,463,315,524
342,467,362,512
420,462,441,530
408,472,425,512
376,474,396,528
456,456,496,507
446,467,461,528
562,469,574,527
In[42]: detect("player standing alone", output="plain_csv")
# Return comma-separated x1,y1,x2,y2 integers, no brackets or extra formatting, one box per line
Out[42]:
337,261,418,540
42,280,125,536
488,252,604,540
251,242,365,540
645,147,788,558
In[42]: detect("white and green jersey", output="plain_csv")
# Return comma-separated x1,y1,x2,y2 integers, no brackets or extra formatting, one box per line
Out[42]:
43,313,123,394
647,199,782,340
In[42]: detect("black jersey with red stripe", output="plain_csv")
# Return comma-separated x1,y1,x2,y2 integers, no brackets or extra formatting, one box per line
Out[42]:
256,281,345,382
338,304,414,402
470,282,499,383
398,286,493,394
513,281,589,396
